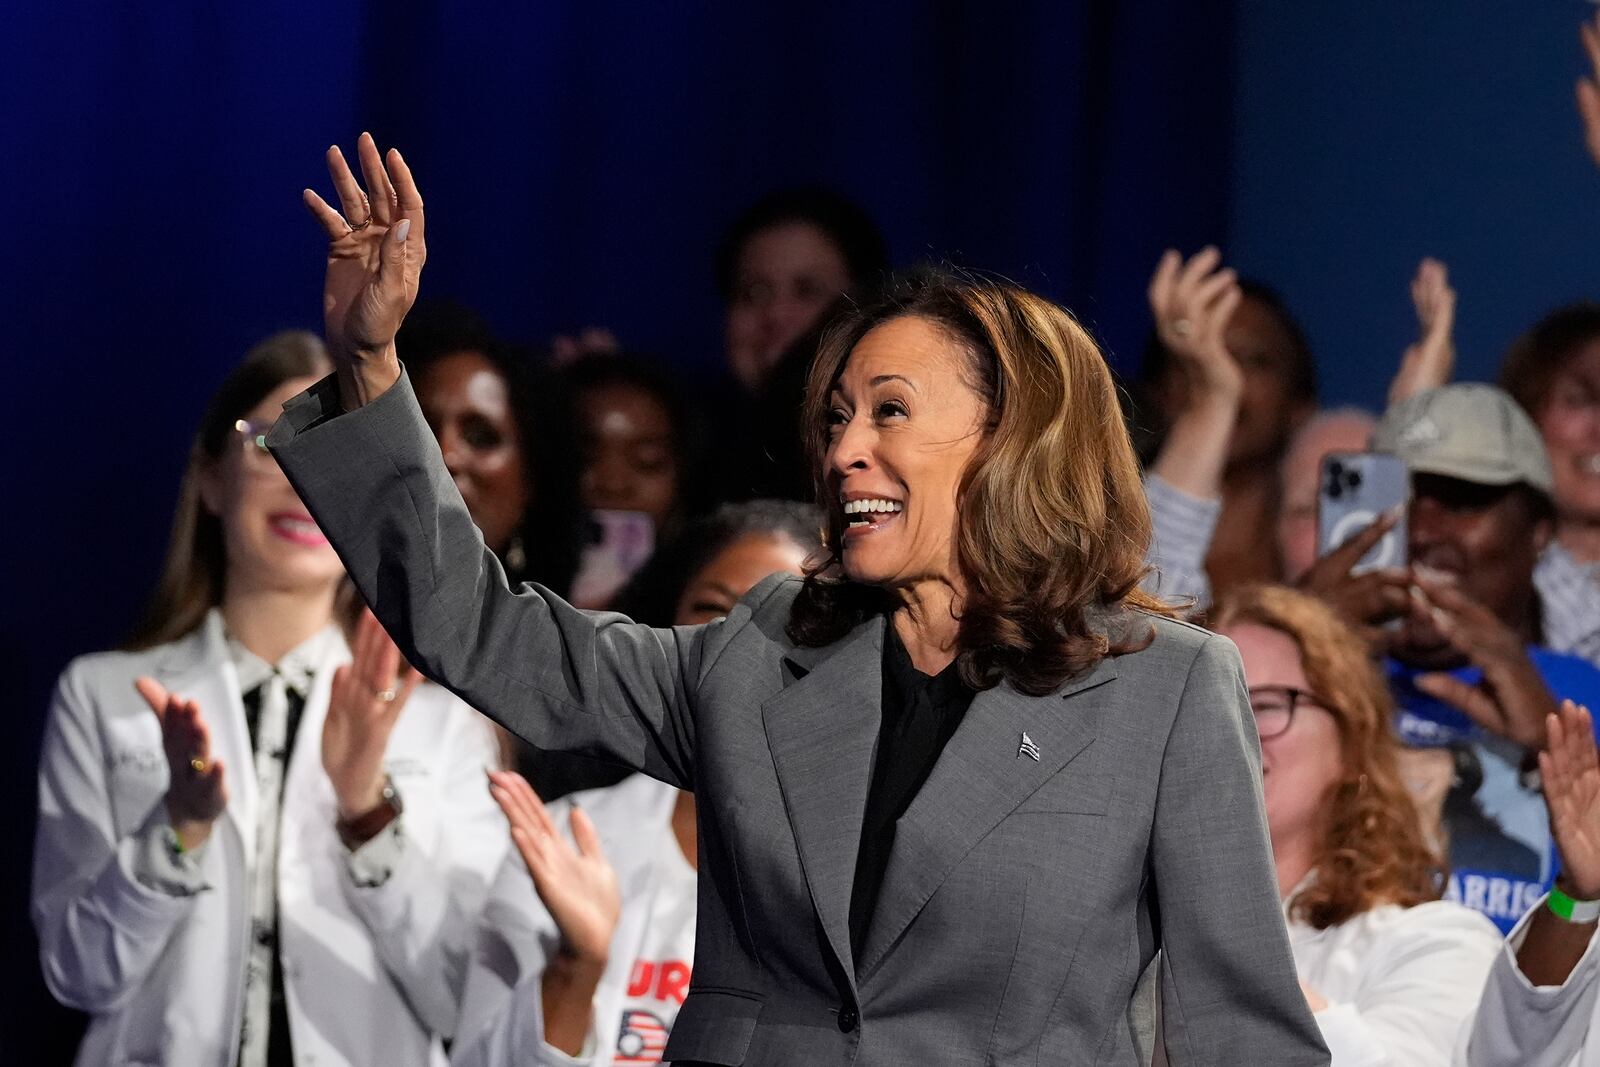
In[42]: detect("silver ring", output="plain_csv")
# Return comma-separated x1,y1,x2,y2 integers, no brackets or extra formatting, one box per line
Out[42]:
1170,318,1195,339
375,687,397,703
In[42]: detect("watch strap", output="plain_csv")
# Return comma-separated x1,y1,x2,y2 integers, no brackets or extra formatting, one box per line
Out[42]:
336,775,401,849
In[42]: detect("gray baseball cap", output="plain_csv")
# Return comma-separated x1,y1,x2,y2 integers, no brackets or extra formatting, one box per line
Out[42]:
1371,383,1553,495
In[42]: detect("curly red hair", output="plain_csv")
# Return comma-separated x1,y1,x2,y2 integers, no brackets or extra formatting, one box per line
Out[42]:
1212,584,1442,929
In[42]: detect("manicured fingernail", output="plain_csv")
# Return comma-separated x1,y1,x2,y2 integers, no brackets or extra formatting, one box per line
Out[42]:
395,219,411,242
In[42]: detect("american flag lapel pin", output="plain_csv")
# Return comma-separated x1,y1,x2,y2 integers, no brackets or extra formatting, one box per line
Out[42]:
1018,732,1041,761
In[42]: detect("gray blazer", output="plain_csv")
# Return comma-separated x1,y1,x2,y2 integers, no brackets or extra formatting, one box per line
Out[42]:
270,371,1328,1066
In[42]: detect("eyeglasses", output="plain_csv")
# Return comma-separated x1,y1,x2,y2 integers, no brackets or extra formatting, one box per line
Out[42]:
1247,685,1332,740
233,419,278,473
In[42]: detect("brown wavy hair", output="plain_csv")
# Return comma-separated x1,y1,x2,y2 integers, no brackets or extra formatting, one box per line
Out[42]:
125,331,333,650
786,269,1173,695
1499,301,1600,419
1211,584,1442,929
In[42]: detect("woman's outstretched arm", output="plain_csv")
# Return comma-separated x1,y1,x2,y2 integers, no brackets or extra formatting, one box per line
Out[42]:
273,137,781,788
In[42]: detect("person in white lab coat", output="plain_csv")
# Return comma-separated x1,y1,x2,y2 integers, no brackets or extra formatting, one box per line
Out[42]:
1212,585,1503,1065
450,500,821,1067
32,331,505,1067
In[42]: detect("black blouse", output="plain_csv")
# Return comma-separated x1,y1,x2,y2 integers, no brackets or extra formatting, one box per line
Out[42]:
847,620,977,960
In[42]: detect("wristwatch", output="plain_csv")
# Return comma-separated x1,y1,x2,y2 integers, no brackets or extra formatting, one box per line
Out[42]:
1548,882,1600,924
336,775,403,850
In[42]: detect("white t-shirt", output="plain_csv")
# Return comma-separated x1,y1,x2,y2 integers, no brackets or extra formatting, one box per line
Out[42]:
612,834,697,1065
1288,899,1501,1065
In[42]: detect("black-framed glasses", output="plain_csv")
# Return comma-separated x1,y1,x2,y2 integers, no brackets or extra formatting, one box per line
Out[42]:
1247,685,1331,740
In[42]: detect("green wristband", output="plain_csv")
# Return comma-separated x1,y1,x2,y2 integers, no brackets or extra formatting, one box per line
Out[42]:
1548,884,1600,923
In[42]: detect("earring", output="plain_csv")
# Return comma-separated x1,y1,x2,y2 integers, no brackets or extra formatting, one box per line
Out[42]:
505,532,527,575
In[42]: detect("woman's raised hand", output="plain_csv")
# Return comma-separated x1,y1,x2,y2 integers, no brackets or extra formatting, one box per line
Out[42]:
1147,246,1244,405
322,608,421,823
303,133,426,406
1388,257,1456,405
1578,11,1600,169
1541,700,1600,900
487,770,621,967
1144,247,1244,501
135,677,228,851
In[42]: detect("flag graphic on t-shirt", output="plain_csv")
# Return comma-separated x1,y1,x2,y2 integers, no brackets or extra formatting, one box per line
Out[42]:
615,1008,671,1064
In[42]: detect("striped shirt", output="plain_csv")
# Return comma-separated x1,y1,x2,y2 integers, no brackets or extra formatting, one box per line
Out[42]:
1535,541,1600,670
1142,472,1220,611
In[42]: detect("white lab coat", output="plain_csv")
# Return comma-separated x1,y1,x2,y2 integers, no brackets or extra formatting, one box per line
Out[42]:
33,610,507,1067
1289,898,1503,1066
451,772,681,1067
1455,892,1600,1067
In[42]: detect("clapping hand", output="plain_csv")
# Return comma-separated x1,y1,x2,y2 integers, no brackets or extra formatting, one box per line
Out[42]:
1389,258,1456,405
1144,248,1245,502
135,677,228,850
303,133,426,406
322,608,421,821
487,770,621,968
1578,11,1600,169
1411,576,1560,749
1148,247,1244,407
1542,701,1600,901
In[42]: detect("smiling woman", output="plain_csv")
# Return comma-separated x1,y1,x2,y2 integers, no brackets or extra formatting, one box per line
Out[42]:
790,271,1166,690
398,303,584,599
271,136,1330,1065
34,328,507,1067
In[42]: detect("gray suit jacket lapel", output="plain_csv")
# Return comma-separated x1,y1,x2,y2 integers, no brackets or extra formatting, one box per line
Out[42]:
856,657,1119,981
761,616,885,988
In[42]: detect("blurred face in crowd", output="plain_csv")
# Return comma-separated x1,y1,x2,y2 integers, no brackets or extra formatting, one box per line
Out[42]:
200,376,344,597
1220,294,1313,466
1222,621,1344,858
413,351,529,556
1275,410,1378,582
673,532,811,625
1160,293,1312,468
578,382,680,531
825,316,989,591
1395,474,1551,669
1536,341,1600,525
725,221,853,393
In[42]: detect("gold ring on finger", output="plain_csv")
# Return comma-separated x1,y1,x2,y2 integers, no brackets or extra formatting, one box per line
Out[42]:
348,217,373,233
1170,318,1195,339
190,757,207,774
375,687,398,703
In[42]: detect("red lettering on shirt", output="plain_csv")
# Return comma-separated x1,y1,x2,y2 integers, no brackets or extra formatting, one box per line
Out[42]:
655,960,691,1005
627,960,656,998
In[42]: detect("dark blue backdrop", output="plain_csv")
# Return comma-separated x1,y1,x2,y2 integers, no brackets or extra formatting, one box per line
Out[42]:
13,2,1600,1060
3,2,1233,1058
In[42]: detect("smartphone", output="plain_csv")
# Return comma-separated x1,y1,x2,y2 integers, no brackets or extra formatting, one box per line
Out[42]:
570,509,656,609
1317,452,1409,574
